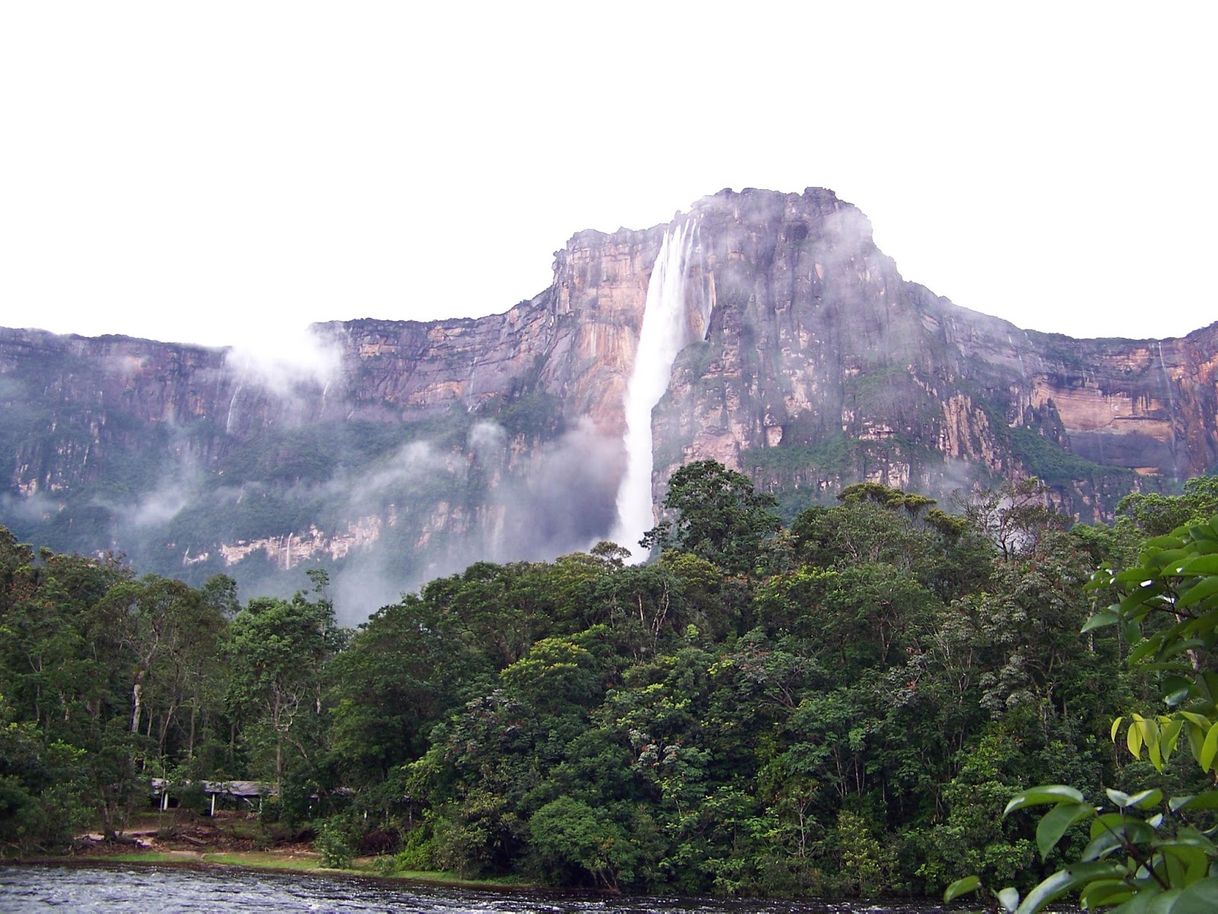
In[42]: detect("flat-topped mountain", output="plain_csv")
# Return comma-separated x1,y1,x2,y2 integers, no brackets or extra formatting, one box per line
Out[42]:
3,188,1215,618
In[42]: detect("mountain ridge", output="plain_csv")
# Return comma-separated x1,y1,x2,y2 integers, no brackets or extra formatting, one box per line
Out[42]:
2,186,1215,618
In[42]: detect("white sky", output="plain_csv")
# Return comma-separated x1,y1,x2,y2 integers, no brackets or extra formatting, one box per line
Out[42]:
1,1,1215,349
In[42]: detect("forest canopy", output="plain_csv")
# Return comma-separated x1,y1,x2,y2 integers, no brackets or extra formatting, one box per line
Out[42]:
2,465,1217,902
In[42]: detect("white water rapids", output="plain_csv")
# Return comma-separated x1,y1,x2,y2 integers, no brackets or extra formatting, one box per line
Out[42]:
610,221,696,561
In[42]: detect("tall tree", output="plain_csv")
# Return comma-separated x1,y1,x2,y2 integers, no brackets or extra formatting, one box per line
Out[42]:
642,459,780,575
225,574,342,793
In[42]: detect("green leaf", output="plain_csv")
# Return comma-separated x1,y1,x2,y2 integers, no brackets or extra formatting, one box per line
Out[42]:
1179,711,1212,730
1128,788,1164,810
1129,637,1163,665
1107,787,1134,807
1120,587,1158,616
1178,576,1218,609
1083,609,1120,632
1163,681,1192,708
1082,828,1127,862
1037,801,1094,860
1142,716,1164,770
1126,878,1218,914
1161,719,1183,762
1091,811,1130,840
1144,535,1186,550
1200,722,1218,771
1116,568,1155,585
943,874,981,902
1155,842,1209,886
1172,876,1218,913
997,886,1020,912
1005,785,1086,816
1168,826,1218,854
1169,791,1218,813
1128,720,1145,758
1080,879,1133,909
1112,716,1126,742
1084,817,1154,861
1175,554,1218,576
1013,862,1127,914
1188,723,1207,765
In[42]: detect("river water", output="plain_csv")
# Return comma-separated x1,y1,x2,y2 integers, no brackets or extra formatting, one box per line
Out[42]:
0,864,947,913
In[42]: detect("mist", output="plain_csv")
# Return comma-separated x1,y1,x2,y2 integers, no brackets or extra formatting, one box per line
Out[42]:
224,323,343,396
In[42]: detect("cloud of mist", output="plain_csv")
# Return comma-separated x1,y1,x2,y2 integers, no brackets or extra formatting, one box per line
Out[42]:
468,420,508,456
84,451,204,535
353,440,448,503
125,465,201,528
61,404,623,626
317,418,623,624
224,324,343,395
0,491,63,524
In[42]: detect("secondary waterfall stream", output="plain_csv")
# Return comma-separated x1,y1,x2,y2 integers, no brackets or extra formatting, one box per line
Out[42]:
610,221,696,561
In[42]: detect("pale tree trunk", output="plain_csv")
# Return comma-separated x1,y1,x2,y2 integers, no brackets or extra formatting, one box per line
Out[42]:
130,679,143,734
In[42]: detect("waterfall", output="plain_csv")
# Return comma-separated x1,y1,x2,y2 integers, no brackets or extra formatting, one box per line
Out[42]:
1157,341,1181,476
225,384,243,435
610,221,696,561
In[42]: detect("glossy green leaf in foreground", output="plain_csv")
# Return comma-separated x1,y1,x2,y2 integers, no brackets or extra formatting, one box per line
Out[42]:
1013,862,1127,914
996,886,1020,912
942,874,981,902
1003,785,1085,816
1035,801,1094,860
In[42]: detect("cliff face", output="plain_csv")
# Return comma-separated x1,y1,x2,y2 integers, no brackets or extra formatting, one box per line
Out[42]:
2,187,1215,618
650,190,1217,520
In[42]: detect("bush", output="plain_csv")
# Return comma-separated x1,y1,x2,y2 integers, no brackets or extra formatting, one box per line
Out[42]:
392,827,435,871
315,816,358,869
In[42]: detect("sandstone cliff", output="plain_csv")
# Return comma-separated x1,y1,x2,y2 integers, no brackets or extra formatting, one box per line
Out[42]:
2,187,1214,617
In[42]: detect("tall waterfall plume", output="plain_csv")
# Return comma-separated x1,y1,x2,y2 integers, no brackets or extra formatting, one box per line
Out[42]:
610,221,697,561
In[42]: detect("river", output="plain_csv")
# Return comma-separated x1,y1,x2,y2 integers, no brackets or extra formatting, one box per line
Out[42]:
0,864,948,913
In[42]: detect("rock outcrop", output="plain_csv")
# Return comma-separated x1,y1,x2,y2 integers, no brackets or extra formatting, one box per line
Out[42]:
2,187,1214,617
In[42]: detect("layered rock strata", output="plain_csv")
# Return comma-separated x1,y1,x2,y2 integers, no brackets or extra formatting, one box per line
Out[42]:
2,188,1214,615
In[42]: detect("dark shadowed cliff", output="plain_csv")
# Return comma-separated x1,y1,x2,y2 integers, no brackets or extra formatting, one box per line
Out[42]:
2,188,1215,618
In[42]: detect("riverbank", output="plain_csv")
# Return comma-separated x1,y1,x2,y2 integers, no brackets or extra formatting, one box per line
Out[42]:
15,810,533,894
11,852,536,894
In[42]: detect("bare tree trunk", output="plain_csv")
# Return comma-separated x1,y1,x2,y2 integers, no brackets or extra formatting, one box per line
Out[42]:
130,680,143,734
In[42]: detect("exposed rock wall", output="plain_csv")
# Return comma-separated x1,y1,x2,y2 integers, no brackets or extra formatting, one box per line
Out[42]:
2,187,1214,615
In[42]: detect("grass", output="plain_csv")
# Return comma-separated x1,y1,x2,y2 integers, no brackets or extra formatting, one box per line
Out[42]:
201,851,322,872
107,851,182,864
387,869,532,888
89,847,535,890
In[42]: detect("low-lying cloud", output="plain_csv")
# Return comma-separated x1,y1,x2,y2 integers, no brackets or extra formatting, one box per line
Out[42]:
224,323,343,395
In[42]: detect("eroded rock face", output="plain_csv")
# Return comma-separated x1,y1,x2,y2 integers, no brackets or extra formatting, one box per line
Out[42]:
1,187,1214,616
649,189,1217,522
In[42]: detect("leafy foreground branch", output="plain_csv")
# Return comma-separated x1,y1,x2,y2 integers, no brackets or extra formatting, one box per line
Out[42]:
948,516,1218,912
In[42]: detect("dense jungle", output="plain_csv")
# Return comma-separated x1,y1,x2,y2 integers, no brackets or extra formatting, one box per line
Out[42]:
3,462,1217,903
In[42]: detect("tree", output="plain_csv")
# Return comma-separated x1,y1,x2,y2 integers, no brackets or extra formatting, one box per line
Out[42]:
528,796,636,890
327,594,478,786
642,459,780,575
90,575,224,760
1116,475,1218,538
964,476,1063,562
948,513,1218,911
225,575,342,793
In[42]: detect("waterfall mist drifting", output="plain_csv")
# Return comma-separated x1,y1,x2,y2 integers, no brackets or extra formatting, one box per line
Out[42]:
610,222,696,561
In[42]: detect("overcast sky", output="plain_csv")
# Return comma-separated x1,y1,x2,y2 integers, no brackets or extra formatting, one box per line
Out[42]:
2,2,1214,349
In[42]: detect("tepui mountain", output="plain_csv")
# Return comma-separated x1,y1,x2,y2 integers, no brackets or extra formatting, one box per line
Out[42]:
2,187,1215,619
